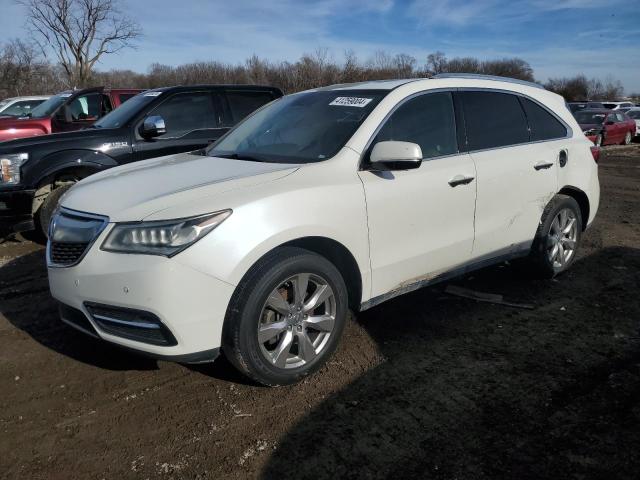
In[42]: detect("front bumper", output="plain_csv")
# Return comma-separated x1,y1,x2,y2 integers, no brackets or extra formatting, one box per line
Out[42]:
48,228,237,359
0,189,35,235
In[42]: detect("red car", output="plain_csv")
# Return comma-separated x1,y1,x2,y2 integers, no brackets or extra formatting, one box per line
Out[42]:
574,109,636,146
0,87,143,142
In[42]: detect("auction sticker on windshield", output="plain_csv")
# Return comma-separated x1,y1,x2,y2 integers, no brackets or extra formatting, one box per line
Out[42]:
329,97,373,107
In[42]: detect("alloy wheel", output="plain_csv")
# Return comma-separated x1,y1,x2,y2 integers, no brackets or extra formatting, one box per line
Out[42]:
258,273,336,369
624,132,632,145
546,208,578,269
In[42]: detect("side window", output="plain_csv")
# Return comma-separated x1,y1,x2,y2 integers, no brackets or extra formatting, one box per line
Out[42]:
118,93,137,104
68,93,102,121
224,91,276,125
102,94,113,116
460,91,529,150
606,114,617,124
520,97,567,141
372,92,457,159
616,113,625,122
148,92,217,138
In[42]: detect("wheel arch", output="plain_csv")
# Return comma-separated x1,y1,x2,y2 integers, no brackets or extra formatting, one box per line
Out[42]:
558,185,590,231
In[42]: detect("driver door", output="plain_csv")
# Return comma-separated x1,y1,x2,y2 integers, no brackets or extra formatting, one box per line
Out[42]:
358,91,477,299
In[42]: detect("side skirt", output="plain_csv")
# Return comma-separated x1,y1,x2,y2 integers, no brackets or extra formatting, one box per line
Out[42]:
359,247,531,312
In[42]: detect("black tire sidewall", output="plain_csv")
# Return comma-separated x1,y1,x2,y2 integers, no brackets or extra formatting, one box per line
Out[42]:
38,184,73,237
223,248,348,386
531,195,582,278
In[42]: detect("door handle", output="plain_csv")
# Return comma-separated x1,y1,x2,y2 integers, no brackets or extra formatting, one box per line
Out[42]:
448,175,475,187
534,161,554,170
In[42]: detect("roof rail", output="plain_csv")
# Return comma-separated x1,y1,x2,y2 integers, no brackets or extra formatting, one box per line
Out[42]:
433,73,545,90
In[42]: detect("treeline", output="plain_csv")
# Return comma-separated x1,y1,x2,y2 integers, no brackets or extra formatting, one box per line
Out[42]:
0,40,631,102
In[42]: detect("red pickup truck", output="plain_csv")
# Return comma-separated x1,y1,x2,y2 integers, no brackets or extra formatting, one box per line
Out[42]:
0,87,143,142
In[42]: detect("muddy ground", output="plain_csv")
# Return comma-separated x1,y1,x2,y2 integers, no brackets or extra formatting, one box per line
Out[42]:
1,145,640,480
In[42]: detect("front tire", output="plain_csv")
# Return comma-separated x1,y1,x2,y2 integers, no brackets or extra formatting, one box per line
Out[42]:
37,184,73,238
527,194,582,279
622,131,632,145
595,134,603,147
222,247,348,386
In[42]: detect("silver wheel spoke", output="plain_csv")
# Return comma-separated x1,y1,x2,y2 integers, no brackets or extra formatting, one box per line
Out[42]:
271,330,293,368
293,274,309,307
551,217,561,234
556,243,565,265
303,284,332,313
559,210,568,230
550,243,559,261
304,314,335,332
562,217,576,235
561,238,576,249
296,330,317,362
266,290,291,315
258,320,288,343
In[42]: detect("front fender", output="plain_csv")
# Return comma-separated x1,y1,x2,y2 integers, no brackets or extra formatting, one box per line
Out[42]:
24,150,119,186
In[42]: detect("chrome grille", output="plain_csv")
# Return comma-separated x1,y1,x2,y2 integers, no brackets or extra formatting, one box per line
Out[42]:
47,208,108,267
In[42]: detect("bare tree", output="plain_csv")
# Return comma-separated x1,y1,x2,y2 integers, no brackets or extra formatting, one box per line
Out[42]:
17,0,141,87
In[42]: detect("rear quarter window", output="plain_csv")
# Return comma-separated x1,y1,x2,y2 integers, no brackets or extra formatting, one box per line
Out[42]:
460,91,529,150
520,97,567,141
225,91,276,125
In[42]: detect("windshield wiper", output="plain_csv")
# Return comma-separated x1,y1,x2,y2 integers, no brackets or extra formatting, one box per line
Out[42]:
213,152,267,162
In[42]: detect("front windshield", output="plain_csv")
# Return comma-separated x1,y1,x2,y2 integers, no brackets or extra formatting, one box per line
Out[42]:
627,110,640,119
27,95,68,118
209,90,387,163
93,92,158,128
575,111,606,124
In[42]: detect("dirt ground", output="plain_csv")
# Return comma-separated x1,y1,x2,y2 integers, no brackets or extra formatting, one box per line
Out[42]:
1,145,640,480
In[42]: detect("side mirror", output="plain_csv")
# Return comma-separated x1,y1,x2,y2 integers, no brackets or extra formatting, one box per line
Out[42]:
140,115,166,139
605,120,615,125
369,141,422,171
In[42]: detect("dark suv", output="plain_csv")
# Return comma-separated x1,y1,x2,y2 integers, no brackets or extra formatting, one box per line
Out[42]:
0,85,283,236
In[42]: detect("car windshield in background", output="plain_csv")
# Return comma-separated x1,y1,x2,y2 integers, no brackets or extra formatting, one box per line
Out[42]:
93,93,158,129
209,90,387,164
27,95,68,118
575,111,606,124
627,110,640,119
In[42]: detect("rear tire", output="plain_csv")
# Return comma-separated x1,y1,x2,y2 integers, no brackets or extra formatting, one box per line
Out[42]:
37,184,72,238
222,246,348,386
526,194,582,279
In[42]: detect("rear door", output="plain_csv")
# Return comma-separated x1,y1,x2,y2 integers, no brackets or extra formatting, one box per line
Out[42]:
459,90,564,259
134,91,226,160
359,91,477,298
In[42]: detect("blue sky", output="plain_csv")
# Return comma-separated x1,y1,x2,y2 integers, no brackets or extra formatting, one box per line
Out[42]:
1,0,639,92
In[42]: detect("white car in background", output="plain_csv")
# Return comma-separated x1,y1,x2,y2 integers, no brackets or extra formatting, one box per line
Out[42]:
602,101,635,111
46,75,600,386
0,95,50,117
626,108,640,137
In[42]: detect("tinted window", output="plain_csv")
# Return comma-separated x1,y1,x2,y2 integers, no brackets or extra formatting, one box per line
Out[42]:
615,113,626,122
461,91,529,150
1,99,46,116
521,97,567,141
119,93,137,103
373,92,457,159
210,90,386,164
149,92,216,137
574,111,606,124
606,114,618,123
225,91,276,125
94,94,157,129
627,110,640,119
28,95,67,118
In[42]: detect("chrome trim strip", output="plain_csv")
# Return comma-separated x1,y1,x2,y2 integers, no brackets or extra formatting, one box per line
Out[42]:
433,73,545,90
92,314,162,330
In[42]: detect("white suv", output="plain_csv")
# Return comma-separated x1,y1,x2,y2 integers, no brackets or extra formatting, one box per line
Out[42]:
47,75,600,385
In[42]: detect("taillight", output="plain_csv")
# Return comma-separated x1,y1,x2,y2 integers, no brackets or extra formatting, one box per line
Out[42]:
590,145,600,164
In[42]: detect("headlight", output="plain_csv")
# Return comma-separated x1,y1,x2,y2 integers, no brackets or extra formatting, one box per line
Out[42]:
0,153,28,184
101,210,232,256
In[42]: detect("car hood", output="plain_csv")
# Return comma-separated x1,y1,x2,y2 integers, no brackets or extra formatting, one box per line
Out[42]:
0,127,110,152
61,152,300,221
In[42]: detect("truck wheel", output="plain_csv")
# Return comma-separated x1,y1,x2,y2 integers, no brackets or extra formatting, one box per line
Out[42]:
38,184,72,238
222,246,348,386
527,194,582,279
